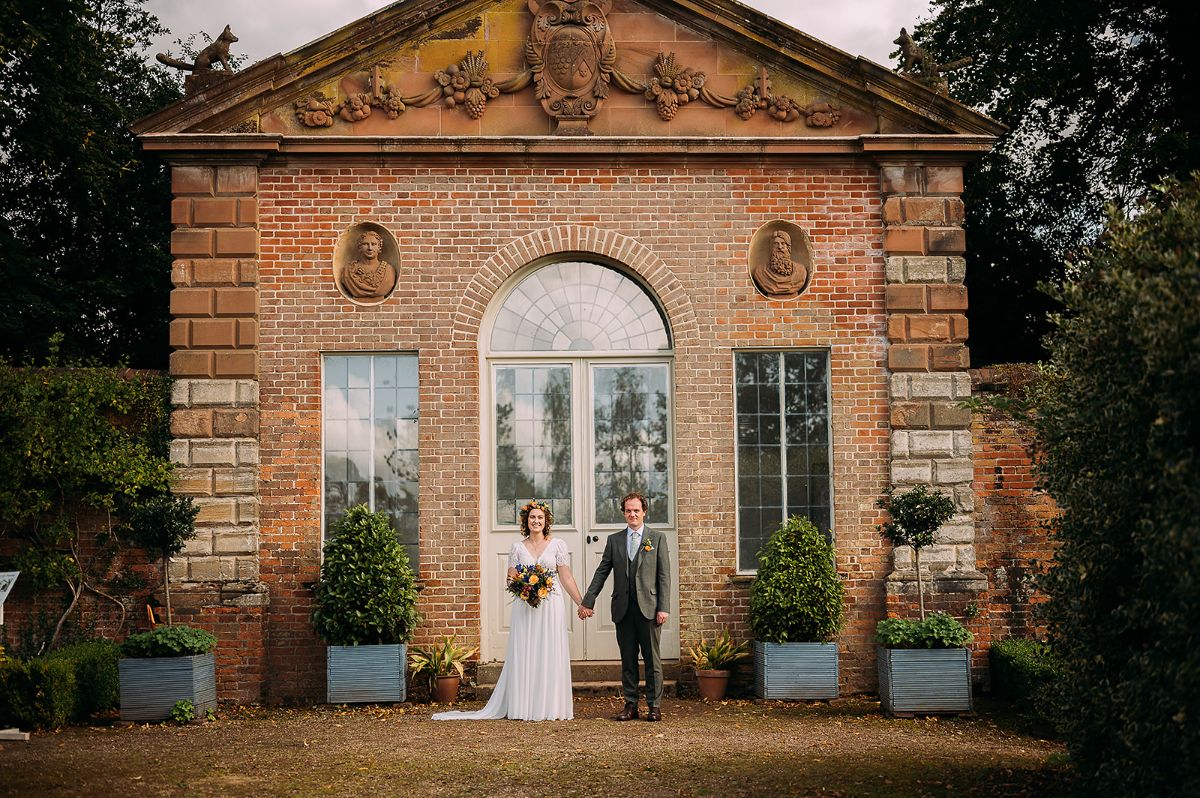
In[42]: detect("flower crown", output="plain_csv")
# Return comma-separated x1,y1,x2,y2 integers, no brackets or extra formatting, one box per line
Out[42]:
520,499,554,526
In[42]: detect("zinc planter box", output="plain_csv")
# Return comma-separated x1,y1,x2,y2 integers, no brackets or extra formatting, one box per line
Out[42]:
877,646,972,715
754,641,839,700
327,644,407,704
119,653,217,722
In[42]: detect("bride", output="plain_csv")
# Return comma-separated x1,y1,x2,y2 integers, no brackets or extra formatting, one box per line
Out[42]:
433,500,584,721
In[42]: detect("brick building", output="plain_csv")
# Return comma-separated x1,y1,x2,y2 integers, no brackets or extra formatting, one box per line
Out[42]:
127,0,1026,702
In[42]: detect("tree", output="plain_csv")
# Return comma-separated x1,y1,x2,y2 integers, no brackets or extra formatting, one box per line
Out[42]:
0,348,175,652
0,0,181,367
876,485,956,620
119,494,199,625
913,1,1200,364
1031,177,1200,797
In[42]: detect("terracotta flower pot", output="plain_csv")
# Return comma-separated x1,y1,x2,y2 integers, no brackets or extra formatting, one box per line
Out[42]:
432,674,461,704
695,668,731,701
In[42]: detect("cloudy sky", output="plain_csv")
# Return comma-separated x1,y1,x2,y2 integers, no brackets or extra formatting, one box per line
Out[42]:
143,0,933,69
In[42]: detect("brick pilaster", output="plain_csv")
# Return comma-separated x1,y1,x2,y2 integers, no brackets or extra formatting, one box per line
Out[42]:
879,163,987,612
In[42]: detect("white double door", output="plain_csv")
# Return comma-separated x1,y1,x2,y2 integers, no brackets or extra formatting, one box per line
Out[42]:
482,357,678,662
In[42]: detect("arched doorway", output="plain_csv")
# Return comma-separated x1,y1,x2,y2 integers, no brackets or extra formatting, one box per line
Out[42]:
480,260,679,661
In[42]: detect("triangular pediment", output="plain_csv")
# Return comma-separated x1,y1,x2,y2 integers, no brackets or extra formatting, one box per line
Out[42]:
133,0,1002,139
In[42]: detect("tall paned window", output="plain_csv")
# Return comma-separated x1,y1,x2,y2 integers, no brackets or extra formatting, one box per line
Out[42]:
323,354,420,569
734,351,831,571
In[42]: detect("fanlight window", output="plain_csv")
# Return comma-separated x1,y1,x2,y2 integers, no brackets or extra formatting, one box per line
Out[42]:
490,261,670,352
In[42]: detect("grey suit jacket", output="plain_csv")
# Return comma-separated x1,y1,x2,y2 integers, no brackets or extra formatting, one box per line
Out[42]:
581,526,671,623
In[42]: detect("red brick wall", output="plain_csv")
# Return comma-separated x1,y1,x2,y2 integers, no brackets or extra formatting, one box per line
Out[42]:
971,368,1057,652
255,163,891,697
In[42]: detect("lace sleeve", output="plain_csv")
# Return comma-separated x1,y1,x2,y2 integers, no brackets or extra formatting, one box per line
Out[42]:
554,538,570,567
508,543,520,570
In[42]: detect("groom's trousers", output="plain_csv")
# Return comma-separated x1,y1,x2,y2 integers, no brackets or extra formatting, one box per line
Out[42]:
616,611,663,707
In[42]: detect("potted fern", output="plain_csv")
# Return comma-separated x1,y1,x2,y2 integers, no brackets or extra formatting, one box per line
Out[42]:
687,631,749,701
876,485,973,715
748,515,845,699
117,494,218,721
409,636,477,704
312,505,420,704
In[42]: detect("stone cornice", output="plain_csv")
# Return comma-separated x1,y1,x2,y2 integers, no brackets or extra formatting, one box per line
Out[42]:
141,133,996,167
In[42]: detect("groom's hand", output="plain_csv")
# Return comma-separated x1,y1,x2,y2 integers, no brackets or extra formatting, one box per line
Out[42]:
655,612,668,626
577,606,594,620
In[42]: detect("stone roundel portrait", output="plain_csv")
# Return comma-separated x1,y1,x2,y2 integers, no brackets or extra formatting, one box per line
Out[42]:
748,220,815,300
333,222,400,304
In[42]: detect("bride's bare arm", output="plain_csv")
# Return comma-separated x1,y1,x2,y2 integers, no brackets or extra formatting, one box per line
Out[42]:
557,564,584,606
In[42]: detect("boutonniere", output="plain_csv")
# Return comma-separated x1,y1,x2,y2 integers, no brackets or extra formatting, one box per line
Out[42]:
642,540,654,552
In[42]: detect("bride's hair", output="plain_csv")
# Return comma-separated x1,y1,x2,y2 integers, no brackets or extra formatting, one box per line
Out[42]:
518,499,554,538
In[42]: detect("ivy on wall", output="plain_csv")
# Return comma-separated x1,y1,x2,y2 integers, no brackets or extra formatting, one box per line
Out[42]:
0,339,175,653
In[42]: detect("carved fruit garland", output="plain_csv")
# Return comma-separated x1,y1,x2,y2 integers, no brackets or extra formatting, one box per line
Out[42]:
436,51,501,119
295,52,532,127
643,52,706,121
614,55,842,129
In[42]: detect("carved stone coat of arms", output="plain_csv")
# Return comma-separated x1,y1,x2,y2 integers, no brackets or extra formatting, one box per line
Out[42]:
526,0,616,132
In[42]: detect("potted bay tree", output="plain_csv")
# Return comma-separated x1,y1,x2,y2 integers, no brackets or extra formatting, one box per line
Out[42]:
876,484,973,715
117,494,218,721
748,515,844,699
313,504,419,704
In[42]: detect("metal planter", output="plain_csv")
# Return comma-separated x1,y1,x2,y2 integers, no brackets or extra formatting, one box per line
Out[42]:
877,646,972,715
118,653,217,722
327,644,407,704
754,641,839,700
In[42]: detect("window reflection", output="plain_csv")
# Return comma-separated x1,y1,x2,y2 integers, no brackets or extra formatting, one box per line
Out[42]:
323,354,420,569
495,366,573,525
592,365,671,524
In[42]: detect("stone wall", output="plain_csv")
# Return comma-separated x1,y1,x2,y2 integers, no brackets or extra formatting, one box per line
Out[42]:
879,163,988,625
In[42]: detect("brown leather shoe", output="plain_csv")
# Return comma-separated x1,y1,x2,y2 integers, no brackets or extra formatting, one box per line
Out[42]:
613,702,639,721
646,706,662,722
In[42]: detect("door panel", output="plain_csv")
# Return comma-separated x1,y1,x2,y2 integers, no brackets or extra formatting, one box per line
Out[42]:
485,358,677,662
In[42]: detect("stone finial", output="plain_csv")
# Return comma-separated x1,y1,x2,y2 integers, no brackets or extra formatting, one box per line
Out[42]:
156,25,239,73
893,27,972,96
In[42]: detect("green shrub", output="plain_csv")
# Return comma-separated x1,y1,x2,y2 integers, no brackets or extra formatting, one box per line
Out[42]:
876,612,973,649
749,515,844,643
44,639,120,719
990,638,1061,702
121,625,217,658
0,657,77,730
312,505,420,646
1030,177,1200,796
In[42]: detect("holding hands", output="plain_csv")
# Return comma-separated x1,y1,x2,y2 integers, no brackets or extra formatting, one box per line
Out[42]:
577,605,594,620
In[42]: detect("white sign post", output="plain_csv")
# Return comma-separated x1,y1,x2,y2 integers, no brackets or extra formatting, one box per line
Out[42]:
0,572,28,740
0,571,17,627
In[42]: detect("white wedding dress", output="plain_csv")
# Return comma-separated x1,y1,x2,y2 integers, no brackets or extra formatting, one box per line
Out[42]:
432,537,573,721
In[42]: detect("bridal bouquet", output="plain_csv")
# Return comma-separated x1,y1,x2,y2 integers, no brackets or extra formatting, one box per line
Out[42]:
508,564,555,608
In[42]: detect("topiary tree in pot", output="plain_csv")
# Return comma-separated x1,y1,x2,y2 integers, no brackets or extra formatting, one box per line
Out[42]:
876,484,955,619
748,515,845,699
116,493,218,722
313,504,419,704
875,484,973,715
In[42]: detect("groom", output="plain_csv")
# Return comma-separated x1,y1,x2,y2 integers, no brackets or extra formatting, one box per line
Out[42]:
578,492,671,721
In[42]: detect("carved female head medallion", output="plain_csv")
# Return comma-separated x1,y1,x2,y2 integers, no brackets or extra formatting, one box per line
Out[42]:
526,0,615,132
333,222,400,304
